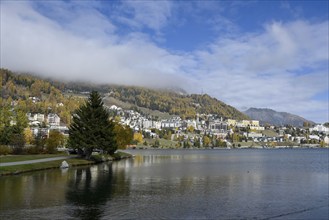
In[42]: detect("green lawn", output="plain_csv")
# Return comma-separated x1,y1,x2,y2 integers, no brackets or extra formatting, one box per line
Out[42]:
141,138,178,148
0,158,95,176
0,153,67,163
261,129,279,137
0,152,132,176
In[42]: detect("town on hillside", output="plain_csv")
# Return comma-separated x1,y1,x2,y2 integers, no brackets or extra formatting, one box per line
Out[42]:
107,104,329,149
7,96,327,152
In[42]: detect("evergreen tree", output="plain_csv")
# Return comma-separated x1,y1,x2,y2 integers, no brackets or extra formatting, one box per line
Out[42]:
68,91,116,159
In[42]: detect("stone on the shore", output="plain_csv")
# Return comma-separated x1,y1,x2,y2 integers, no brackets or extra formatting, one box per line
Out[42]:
60,160,69,169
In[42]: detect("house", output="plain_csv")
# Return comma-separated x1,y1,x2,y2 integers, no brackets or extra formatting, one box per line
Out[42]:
49,125,69,136
208,119,227,134
182,120,197,129
29,96,41,103
309,135,320,141
186,120,197,129
245,132,263,139
161,117,181,129
47,113,60,126
161,120,180,129
30,121,41,126
227,119,236,126
110,105,118,110
27,113,38,121
37,113,45,122
310,124,329,134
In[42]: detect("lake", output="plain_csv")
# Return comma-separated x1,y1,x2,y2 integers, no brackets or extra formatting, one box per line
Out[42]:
0,149,328,219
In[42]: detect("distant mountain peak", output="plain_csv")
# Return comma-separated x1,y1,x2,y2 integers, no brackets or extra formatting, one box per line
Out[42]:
244,108,315,127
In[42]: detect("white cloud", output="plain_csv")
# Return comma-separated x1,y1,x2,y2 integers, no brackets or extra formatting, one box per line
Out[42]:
0,1,186,88
116,1,173,32
0,1,328,122
191,20,328,122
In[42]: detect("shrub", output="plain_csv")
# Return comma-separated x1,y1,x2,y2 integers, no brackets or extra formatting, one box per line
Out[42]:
90,154,106,163
25,146,43,154
0,145,12,155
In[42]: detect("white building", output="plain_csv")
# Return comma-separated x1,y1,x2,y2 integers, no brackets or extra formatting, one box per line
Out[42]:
161,119,181,129
309,135,320,141
49,125,69,136
37,113,45,122
27,113,37,121
208,119,227,134
110,105,118,110
245,132,263,139
47,113,60,126
310,124,329,134
324,136,329,145
186,120,197,129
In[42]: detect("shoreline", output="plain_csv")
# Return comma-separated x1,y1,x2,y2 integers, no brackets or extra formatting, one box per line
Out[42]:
0,151,133,176
129,145,328,150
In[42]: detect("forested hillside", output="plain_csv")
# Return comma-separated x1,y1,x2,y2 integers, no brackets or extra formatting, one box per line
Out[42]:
1,68,83,125
108,86,248,120
1,68,248,121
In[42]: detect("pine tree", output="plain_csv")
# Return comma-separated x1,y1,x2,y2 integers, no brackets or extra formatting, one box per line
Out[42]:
68,91,116,159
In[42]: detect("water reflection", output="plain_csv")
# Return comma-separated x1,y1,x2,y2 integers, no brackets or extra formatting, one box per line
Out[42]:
65,163,129,220
0,170,68,211
0,163,130,220
0,149,328,219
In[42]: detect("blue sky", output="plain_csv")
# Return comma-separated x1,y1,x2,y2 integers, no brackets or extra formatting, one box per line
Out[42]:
1,0,328,123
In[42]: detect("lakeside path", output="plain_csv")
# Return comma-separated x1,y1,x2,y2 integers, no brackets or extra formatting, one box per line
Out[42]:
0,156,74,167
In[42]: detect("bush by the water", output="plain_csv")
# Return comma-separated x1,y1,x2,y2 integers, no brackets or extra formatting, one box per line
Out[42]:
90,154,107,163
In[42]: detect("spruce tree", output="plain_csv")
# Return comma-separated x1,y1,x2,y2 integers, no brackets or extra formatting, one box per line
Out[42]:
68,91,116,159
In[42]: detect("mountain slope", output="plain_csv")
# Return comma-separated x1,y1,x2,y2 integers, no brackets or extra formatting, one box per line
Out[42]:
107,86,248,120
244,108,315,127
1,68,248,120
0,68,83,125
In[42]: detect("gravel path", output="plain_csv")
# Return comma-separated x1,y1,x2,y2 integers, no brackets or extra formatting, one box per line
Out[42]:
0,156,74,167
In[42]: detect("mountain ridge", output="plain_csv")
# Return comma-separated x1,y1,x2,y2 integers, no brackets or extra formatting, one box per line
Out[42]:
244,107,315,127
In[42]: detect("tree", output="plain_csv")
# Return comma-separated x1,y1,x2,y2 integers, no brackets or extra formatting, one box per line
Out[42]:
133,132,143,144
153,139,160,148
68,91,117,159
15,109,28,131
114,123,133,149
303,122,310,128
164,130,172,140
24,128,34,145
187,125,195,133
46,130,64,153
10,128,25,154
194,137,200,148
203,136,211,147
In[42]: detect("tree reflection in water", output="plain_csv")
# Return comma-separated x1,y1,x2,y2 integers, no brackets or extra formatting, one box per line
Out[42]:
65,163,129,220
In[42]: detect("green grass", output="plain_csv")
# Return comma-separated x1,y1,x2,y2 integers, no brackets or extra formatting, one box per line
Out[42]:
0,153,67,163
141,138,178,148
262,129,279,137
0,158,95,176
0,152,133,176
113,151,132,159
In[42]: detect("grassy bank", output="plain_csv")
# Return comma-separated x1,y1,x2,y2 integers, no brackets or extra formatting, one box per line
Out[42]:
0,153,67,163
0,151,132,176
0,158,95,176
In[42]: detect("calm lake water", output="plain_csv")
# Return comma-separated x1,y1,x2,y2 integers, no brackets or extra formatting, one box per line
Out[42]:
0,149,328,220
